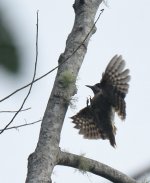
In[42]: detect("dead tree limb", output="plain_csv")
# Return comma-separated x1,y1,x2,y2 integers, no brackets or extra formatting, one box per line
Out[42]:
58,151,137,183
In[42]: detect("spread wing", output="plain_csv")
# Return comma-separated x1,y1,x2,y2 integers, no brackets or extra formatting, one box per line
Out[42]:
70,106,117,147
100,55,130,119
71,107,102,139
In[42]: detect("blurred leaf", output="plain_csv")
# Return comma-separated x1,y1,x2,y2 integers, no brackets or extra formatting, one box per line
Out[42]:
0,11,20,74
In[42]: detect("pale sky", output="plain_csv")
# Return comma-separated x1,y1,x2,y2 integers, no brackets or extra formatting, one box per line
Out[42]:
0,0,150,183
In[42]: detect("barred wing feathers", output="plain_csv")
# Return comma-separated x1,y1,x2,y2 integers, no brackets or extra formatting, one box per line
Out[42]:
71,106,117,147
100,55,130,119
71,107,102,139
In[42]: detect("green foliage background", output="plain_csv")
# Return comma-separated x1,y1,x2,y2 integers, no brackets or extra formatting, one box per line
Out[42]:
0,10,20,74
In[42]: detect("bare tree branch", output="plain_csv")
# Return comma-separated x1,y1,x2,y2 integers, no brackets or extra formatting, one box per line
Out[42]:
0,119,41,132
132,165,150,180
0,107,31,113
0,11,39,134
0,9,104,103
58,151,137,183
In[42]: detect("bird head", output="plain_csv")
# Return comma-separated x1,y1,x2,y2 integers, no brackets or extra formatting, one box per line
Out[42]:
85,83,101,95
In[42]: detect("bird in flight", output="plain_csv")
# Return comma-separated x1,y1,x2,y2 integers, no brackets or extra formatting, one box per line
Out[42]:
71,55,130,147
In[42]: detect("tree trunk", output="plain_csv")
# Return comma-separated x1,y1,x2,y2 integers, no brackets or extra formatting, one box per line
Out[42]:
25,0,103,182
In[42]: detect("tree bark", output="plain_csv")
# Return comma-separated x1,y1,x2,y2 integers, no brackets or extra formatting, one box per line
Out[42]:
25,0,103,182
58,151,137,183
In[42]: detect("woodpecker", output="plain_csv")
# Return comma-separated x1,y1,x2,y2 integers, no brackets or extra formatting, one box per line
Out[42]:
71,55,130,147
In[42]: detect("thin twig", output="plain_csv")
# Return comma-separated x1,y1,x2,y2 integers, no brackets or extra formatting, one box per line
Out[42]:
0,107,31,113
0,9,104,103
0,119,41,132
0,11,39,134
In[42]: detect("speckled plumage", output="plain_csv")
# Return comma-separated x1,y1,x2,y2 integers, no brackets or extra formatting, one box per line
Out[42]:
71,55,130,147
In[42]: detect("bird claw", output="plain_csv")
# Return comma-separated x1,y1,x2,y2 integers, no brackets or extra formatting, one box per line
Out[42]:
86,98,89,107
86,95,92,107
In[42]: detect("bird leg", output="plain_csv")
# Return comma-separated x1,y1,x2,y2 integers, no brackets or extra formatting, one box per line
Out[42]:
86,95,92,107
89,95,92,104
86,97,89,107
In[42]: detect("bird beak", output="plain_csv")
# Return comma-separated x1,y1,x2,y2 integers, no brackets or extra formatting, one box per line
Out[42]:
85,85,93,89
